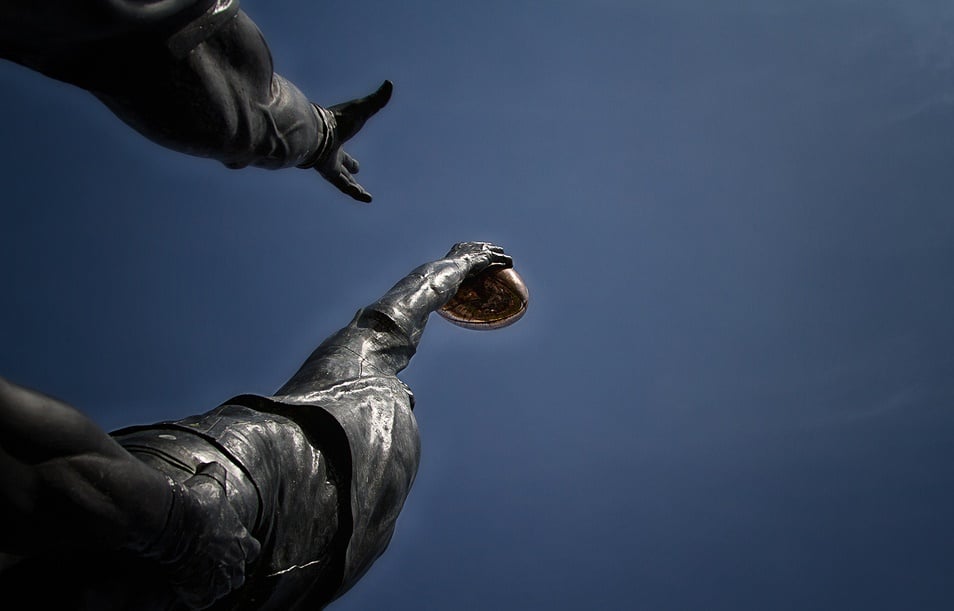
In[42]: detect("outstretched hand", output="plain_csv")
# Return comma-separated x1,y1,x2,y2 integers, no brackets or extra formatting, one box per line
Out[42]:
310,80,393,203
445,242,514,277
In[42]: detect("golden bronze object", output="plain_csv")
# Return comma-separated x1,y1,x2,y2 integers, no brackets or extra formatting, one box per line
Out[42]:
438,267,529,330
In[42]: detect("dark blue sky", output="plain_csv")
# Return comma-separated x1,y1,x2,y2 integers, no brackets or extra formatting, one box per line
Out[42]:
4,2,954,609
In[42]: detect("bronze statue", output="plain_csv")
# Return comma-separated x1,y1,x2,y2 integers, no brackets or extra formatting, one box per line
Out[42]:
0,242,525,610
0,6,532,609
0,0,390,202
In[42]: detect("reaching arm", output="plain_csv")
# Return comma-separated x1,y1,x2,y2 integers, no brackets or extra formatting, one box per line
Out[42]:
276,243,512,397
1,3,391,203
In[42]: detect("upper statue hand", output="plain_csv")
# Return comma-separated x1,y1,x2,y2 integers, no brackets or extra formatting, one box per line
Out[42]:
445,242,514,276
308,80,393,203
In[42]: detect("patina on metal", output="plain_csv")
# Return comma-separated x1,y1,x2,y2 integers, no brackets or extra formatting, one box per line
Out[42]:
0,0,390,202
0,243,525,610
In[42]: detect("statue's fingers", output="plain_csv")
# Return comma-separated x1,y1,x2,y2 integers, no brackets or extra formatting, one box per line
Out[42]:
330,80,393,117
328,170,372,203
484,251,512,270
341,152,360,174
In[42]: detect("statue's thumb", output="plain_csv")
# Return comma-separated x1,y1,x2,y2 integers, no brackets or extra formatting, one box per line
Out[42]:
371,80,394,111
332,80,393,135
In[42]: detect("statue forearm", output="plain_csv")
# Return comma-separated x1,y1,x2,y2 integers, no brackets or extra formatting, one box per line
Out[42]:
366,243,513,343
366,259,468,344
274,243,512,395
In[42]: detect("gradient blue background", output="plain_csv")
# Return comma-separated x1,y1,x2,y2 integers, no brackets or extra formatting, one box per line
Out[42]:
3,1,954,609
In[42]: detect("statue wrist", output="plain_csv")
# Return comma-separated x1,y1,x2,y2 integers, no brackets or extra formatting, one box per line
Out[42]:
297,104,337,169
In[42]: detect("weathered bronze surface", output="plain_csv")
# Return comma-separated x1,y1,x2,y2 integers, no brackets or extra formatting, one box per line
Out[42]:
0,7,529,611
0,0,391,202
0,243,525,610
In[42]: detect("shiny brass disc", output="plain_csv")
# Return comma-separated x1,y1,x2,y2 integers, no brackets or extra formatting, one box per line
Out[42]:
438,267,529,330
